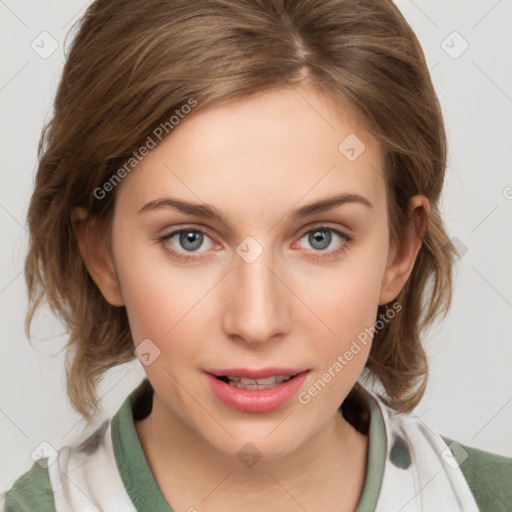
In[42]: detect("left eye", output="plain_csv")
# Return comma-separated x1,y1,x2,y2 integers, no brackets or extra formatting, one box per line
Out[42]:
297,227,349,252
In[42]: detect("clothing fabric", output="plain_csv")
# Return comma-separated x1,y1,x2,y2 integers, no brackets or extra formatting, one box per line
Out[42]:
1,378,511,511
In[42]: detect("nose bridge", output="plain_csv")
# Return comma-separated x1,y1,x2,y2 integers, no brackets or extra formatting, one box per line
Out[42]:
223,238,289,344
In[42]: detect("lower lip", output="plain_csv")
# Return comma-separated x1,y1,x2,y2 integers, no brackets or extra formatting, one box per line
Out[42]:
205,372,309,413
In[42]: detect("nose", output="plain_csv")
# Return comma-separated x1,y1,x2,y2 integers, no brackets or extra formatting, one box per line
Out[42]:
222,244,291,346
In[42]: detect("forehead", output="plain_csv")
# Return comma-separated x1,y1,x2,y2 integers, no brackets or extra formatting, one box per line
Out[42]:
116,85,386,218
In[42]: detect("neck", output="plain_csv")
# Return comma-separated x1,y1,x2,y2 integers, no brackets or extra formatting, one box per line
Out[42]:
135,392,369,512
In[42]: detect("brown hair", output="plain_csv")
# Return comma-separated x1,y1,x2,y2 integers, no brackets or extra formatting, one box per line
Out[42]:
25,0,455,423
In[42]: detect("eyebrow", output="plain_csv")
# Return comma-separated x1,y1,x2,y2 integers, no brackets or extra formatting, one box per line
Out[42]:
138,193,372,229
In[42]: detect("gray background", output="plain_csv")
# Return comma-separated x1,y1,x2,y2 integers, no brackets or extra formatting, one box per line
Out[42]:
1,0,511,491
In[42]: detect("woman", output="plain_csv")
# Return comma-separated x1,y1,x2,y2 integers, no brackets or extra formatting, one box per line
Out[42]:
2,0,510,510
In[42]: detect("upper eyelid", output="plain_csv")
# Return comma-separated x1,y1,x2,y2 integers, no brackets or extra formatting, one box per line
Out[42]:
162,222,349,237
161,224,228,246
299,224,350,237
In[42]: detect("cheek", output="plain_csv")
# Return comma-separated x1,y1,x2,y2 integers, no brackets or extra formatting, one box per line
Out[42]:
116,262,214,405
293,262,385,413
304,270,379,373
111,226,203,349
118,264,207,346
295,234,389,391
297,240,388,344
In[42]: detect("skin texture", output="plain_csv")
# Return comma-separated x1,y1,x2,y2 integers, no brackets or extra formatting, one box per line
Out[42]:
72,85,428,511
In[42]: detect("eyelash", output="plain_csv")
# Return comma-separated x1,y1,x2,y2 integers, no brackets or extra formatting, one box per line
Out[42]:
157,224,353,263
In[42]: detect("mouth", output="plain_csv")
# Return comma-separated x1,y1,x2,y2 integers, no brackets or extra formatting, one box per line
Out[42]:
204,368,310,413
207,367,307,388
215,374,295,390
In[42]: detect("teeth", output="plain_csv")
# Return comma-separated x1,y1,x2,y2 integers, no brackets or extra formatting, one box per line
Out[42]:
225,375,293,389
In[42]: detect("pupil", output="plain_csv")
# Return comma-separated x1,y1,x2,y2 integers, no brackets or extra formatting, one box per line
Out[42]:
310,229,331,250
181,231,202,251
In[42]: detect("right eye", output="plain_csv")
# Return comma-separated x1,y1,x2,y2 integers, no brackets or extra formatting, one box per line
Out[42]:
158,227,217,262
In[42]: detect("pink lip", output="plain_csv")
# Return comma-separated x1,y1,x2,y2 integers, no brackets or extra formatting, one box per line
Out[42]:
204,368,310,414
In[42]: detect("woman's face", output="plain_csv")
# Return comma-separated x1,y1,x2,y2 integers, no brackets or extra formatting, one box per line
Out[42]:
106,85,404,458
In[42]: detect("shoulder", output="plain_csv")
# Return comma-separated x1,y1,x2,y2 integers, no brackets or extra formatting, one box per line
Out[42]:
0,458,57,512
0,380,150,512
441,436,512,512
0,420,112,512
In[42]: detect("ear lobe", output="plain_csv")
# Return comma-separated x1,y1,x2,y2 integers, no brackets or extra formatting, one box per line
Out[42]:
379,195,430,305
71,207,125,306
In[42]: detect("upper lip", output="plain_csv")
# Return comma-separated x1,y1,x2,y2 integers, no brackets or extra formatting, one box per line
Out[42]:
205,368,309,379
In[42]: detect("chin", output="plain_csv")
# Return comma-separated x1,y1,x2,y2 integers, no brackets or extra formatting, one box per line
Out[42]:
201,421,310,463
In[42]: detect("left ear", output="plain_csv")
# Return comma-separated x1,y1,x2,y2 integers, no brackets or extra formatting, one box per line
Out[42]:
379,195,430,305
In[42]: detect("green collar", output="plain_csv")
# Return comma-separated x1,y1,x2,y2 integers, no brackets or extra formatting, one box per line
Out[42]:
354,395,386,512
111,379,171,511
111,378,386,511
